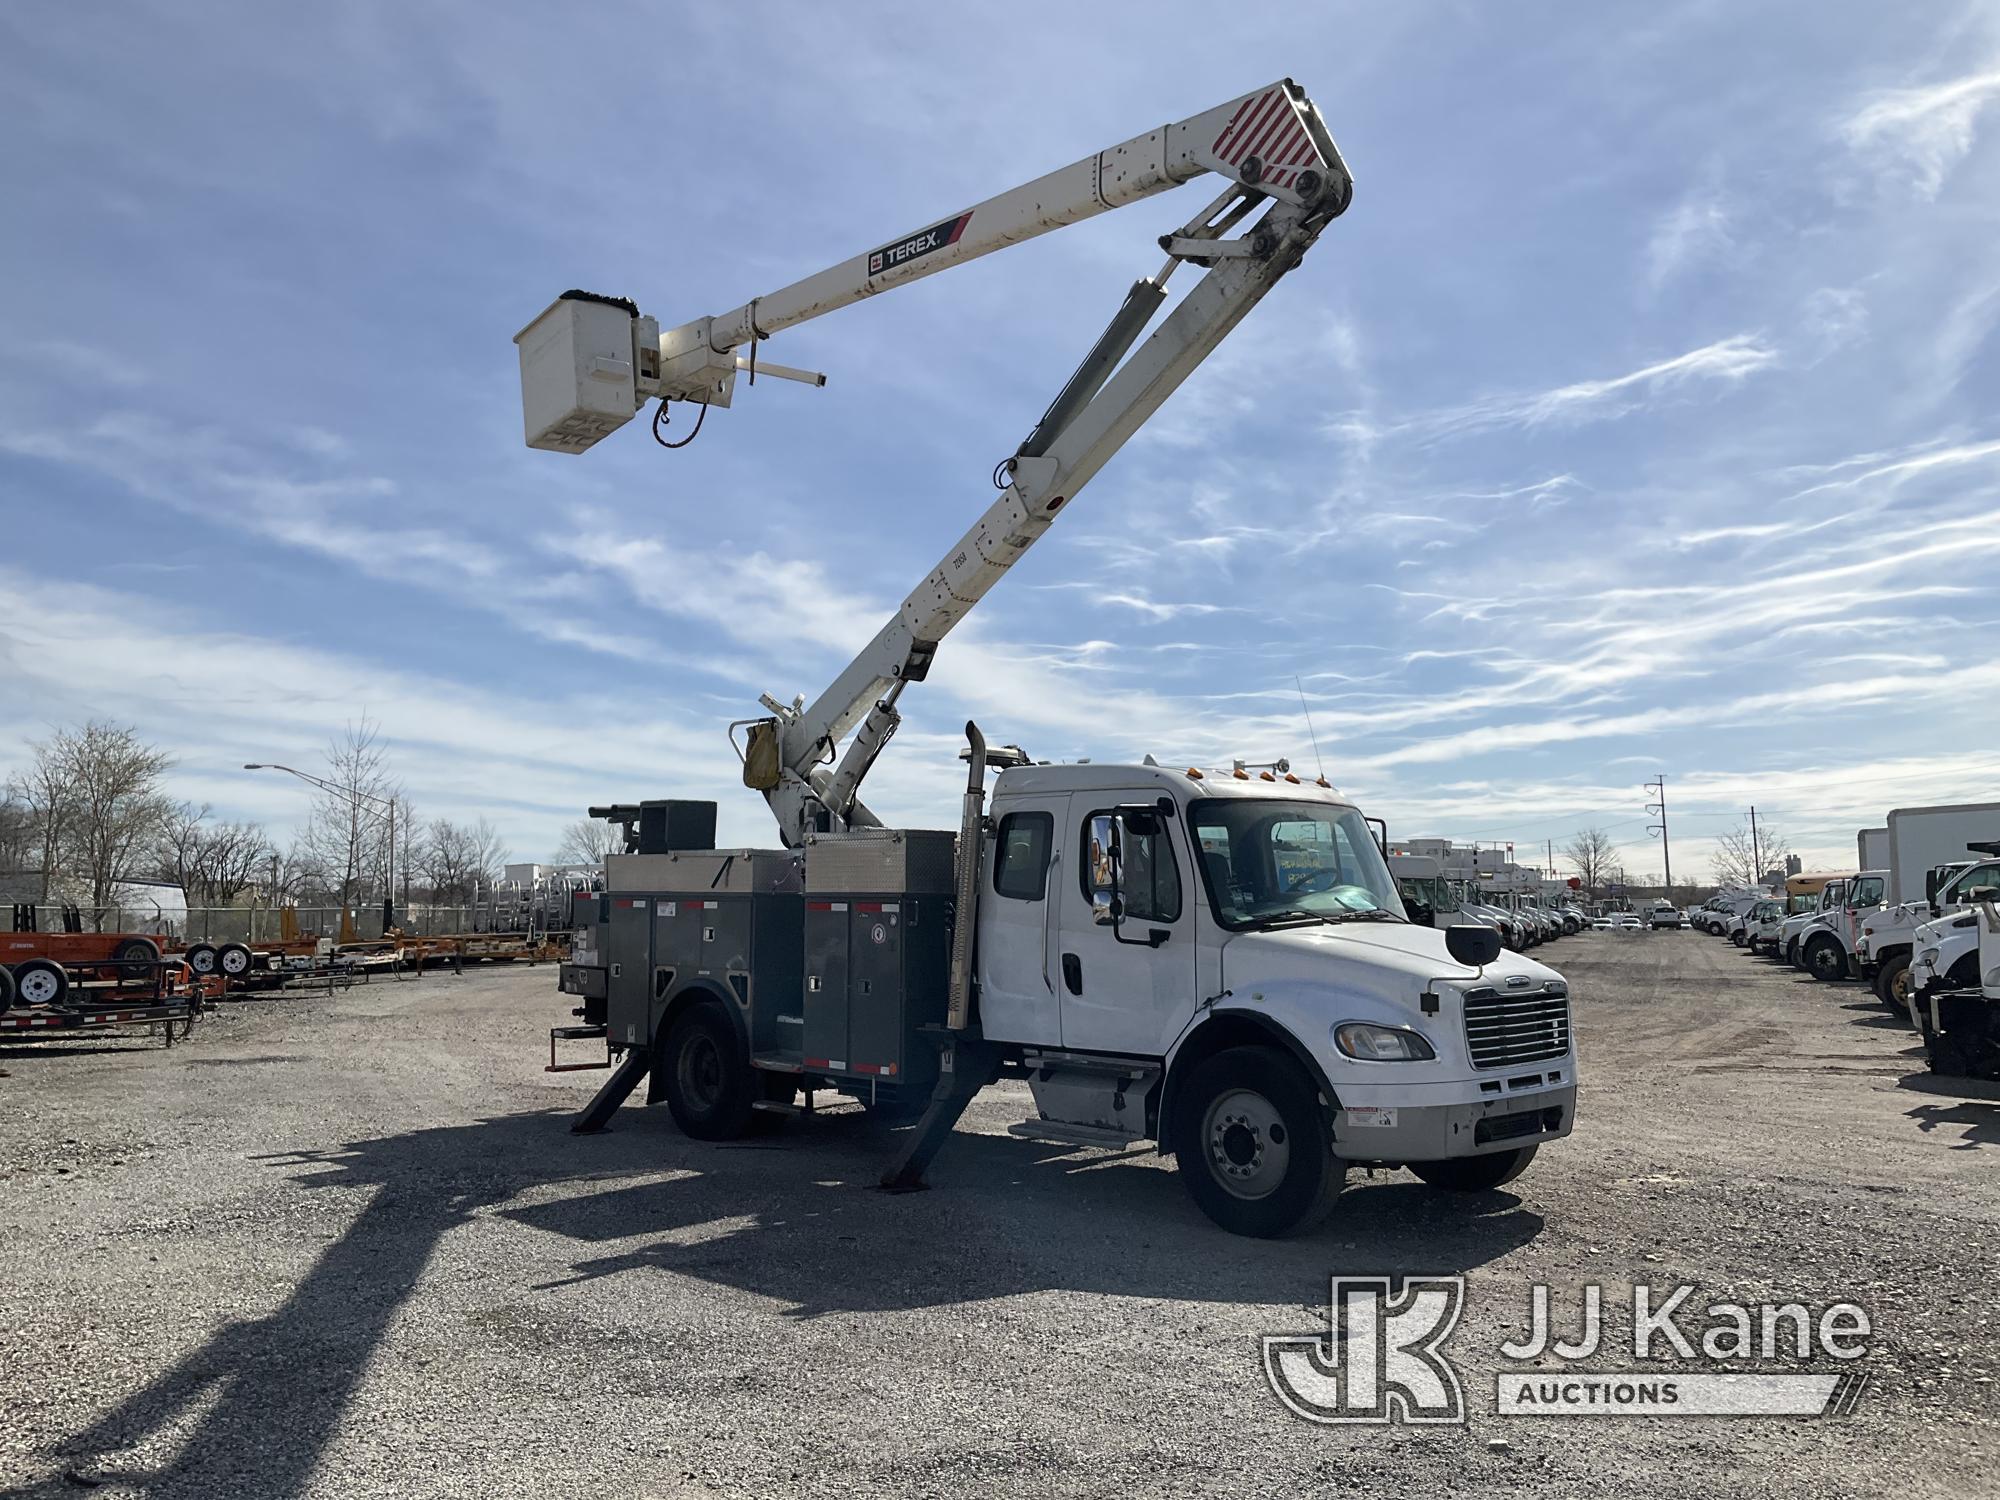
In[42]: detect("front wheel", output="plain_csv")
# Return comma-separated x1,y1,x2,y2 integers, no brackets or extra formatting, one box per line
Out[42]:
1803,938,1846,982
1874,953,1912,1014
1172,1046,1343,1238
659,1002,756,1141
1410,1144,1538,1192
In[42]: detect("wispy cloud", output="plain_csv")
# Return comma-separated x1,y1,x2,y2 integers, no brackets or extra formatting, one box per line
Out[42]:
1386,335,1779,446
1646,174,1733,289
1840,64,2000,197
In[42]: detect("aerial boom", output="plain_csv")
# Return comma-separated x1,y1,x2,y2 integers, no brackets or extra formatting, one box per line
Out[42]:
514,80,1351,846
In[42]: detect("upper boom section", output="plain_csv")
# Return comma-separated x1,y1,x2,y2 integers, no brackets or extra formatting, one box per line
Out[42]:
513,80,1347,454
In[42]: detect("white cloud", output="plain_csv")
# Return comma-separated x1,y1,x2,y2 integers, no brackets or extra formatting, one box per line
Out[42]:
1840,65,2000,197
1391,335,1779,446
1646,177,1733,289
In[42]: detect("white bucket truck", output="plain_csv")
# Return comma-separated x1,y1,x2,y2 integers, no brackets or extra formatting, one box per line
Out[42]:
524,82,1575,1237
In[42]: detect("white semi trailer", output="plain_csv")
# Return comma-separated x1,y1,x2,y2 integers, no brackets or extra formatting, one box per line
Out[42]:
520,81,1575,1237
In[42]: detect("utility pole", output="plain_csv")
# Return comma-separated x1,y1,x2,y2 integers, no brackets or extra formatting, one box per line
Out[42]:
1645,774,1673,898
1750,805,1761,886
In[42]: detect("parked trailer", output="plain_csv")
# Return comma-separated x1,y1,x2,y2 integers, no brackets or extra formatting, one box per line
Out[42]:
0,996,200,1047
1,930,190,1012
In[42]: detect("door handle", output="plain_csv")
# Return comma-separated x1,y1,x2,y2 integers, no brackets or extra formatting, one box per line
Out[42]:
1061,952,1082,995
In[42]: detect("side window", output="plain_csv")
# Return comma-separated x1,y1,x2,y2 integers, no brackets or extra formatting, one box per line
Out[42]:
1851,877,1884,906
992,812,1053,901
1081,809,1183,923
1958,863,2000,903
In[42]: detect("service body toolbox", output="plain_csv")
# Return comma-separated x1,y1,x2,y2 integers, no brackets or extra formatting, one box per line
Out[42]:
802,830,955,1094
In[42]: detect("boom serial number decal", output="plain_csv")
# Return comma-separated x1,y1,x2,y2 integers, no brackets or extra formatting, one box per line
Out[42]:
868,212,972,276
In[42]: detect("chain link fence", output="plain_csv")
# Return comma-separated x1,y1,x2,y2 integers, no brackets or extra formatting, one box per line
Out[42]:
2,901,589,944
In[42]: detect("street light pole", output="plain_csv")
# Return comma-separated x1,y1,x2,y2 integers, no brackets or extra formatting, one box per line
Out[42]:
245,762,398,932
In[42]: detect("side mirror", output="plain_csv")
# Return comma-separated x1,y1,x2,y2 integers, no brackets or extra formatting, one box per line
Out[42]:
1445,923,1502,968
1091,890,1121,926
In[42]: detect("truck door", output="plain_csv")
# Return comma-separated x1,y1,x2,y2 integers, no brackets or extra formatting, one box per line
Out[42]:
1058,800,1197,1055
975,796,1066,1045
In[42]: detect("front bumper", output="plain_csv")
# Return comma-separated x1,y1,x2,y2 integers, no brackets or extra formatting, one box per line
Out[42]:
1333,1082,1575,1162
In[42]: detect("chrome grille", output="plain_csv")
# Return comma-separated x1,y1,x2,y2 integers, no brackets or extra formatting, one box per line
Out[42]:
1463,986,1570,1069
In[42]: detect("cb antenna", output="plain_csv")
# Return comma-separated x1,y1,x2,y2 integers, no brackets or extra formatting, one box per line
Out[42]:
1295,674,1326,780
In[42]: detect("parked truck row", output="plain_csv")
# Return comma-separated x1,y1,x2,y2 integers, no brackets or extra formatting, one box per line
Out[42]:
1689,800,2000,1077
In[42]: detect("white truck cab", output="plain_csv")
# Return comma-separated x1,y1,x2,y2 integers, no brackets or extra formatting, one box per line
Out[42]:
1857,844,2000,1010
1797,870,1887,982
976,763,1574,1233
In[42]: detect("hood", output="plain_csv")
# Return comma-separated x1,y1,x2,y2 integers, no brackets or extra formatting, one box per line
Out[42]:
1220,920,1561,1005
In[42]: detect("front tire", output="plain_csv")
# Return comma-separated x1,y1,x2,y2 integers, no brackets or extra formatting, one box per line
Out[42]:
659,1002,757,1141
1803,937,1846,982
1874,953,1912,1013
1410,1144,1539,1192
1172,1046,1342,1238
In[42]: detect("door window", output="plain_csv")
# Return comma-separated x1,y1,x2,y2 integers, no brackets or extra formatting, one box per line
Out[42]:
1849,876,1885,906
1953,863,2000,903
1081,810,1182,923
992,812,1053,901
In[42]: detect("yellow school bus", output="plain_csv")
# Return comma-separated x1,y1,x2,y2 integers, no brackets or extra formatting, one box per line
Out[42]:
1785,870,1853,914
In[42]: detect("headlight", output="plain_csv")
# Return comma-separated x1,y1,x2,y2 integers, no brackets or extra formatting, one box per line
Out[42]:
1334,1022,1436,1061
1918,947,1940,967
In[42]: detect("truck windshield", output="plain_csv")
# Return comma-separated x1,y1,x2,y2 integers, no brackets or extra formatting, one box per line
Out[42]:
1189,800,1405,928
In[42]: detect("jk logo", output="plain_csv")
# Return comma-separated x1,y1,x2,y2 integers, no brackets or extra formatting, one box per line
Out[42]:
1263,1276,1467,1424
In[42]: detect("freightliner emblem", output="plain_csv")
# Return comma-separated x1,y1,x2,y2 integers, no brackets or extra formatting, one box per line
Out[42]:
868,212,972,276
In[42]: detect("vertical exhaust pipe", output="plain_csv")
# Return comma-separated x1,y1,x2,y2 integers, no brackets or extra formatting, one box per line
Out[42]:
946,721,987,1030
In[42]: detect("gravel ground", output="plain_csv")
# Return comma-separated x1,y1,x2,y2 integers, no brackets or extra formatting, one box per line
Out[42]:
1,933,1996,1498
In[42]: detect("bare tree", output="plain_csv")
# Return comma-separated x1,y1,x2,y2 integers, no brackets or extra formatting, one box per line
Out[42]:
295,720,396,905
155,803,275,906
1711,822,1792,888
415,817,509,903
0,786,34,874
1564,826,1616,897
56,722,175,926
13,731,80,899
553,818,620,865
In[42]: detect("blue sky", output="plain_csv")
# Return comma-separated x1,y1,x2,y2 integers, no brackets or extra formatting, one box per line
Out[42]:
3,2,1997,882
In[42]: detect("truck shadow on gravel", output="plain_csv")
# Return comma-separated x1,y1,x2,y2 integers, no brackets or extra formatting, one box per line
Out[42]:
500,1107,1544,1316
1895,1073,2000,1148
1,1105,1541,1498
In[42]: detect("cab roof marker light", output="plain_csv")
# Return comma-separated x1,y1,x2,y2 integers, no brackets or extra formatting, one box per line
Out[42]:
1185,767,1204,779
1259,770,1276,781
